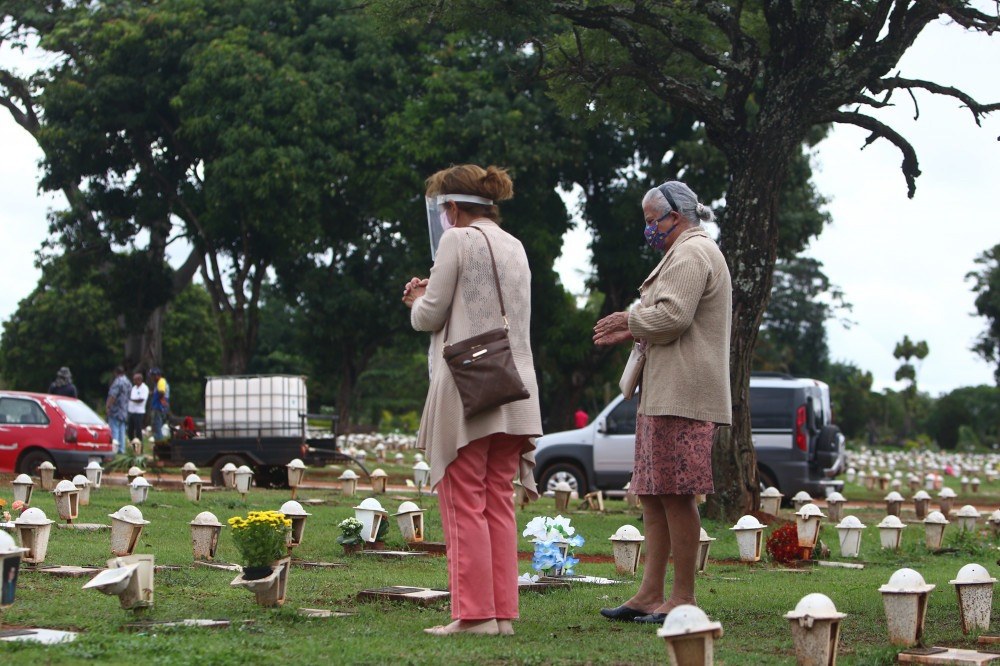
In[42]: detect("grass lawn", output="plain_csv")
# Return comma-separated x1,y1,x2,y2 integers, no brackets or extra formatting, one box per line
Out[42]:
2,473,1000,665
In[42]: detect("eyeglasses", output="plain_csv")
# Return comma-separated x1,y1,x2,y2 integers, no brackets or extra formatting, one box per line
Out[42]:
646,184,680,225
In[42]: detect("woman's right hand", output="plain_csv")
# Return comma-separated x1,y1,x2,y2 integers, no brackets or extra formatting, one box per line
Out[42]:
402,277,429,308
593,311,633,346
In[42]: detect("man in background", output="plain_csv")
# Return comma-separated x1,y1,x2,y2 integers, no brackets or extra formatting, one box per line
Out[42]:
149,368,171,442
127,372,149,442
105,366,131,454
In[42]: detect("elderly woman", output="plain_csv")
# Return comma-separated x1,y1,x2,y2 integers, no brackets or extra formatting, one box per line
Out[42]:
594,180,732,624
403,164,542,637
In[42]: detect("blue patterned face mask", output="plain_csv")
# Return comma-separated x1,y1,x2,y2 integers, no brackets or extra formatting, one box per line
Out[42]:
644,216,678,252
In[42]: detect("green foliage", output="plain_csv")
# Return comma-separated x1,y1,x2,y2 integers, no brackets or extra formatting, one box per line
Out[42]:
335,516,364,546
0,257,118,404
925,385,1000,450
162,284,222,415
823,362,878,441
968,243,1000,383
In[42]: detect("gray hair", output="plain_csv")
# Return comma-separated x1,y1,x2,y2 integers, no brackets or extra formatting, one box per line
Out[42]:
642,181,715,225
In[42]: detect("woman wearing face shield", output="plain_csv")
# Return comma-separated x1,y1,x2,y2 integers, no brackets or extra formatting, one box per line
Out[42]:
593,180,732,624
402,164,542,636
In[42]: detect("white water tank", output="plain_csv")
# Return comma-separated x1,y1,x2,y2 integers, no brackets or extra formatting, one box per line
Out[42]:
205,375,306,438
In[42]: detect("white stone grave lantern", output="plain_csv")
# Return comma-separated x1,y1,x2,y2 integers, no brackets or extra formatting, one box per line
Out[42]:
938,487,957,515
879,568,935,647
278,501,310,548
553,481,573,513
784,593,846,666
189,511,223,561
109,505,149,557
950,563,996,634
353,498,388,543
908,474,920,492
791,491,812,512
955,504,980,533
52,479,80,524
414,452,424,463
11,474,33,505
608,524,644,575
220,462,238,489
912,490,931,520
879,473,891,491
83,554,154,610
876,515,905,550
370,468,389,495
129,476,151,504
0,531,28,608
394,452,405,464
730,515,765,562
795,503,825,555
884,491,904,517
867,471,880,491
412,461,431,495
374,443,386,462
924,473,935,490
355,449,368,464
696,528,716,574
825,492,846,523
230,556,290,608
14,507,54,564
845,467,856,484
234,465,254,499
656,605,723,666
836,515,866,558
890,478,902,492
286,459,306,499
85,460,103,489
961,476,970,494
126,466,145,484
181,462,198,475
972,477,981,492
338,469,359,497
989,509,1000,537
923,511,950,550
72,474,92,506
394,501,425,543
759,487,783,515
183,474,204,502
37,460,56,490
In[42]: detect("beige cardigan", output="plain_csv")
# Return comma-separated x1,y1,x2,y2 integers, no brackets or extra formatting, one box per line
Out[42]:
410,220,542,498
628,227,733,425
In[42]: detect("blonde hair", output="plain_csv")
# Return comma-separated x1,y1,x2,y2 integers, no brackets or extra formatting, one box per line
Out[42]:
425,164,514,222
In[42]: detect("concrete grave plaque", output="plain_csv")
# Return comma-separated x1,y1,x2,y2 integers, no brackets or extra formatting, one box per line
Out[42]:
0,628,78,644
359,550,427,559
24,565,101,577
298,608,353,618
898,648,1000,665
357,586,449,606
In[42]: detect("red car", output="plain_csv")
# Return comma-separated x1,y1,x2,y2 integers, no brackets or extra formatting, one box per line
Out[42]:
0,391,115,476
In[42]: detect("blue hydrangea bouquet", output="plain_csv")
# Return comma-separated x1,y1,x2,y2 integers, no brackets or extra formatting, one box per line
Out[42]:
522,515,585,576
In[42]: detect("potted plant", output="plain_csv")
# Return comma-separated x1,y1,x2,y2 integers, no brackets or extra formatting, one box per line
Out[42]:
228,510,291,579
336,517,364,554
522,515,585,577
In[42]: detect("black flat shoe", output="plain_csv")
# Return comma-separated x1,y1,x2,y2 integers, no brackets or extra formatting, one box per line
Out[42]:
633,613,668,624
599,605,647,622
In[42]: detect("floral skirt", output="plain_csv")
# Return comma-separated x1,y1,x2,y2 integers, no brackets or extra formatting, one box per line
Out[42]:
630,414,716,496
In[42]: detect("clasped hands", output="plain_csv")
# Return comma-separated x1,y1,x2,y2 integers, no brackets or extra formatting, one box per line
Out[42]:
402,277,428,309
593,310,632,346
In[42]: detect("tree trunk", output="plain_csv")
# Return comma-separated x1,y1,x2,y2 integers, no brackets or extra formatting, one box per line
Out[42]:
704,132,797,521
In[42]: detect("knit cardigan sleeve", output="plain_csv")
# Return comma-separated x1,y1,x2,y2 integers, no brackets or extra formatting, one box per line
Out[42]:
628,243,711,345
411,228,462,333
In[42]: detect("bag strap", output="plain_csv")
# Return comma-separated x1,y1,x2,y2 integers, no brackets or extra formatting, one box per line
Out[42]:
443,224,508,344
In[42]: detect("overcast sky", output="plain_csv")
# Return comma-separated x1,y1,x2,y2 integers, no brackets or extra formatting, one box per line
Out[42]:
2,17,999,397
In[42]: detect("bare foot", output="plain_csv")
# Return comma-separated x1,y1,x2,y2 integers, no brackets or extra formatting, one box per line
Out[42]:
652,597,697,615
497,620,514,636
423,619,499,636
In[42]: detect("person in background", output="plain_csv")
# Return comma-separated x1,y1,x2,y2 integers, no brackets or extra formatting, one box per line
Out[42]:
574,407,589,429
594,180,732,625
105,366,131,454
127,372,149,442
47,367,77,398
149,367,170,442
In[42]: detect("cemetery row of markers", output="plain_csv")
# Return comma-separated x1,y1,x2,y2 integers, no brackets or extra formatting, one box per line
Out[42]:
4,459,1000,665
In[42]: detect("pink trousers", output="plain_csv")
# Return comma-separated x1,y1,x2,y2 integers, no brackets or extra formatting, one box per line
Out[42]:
437,433,525,621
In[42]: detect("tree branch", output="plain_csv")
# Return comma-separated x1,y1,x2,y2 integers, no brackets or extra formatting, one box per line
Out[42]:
823,110,920,197
868,75,1000,126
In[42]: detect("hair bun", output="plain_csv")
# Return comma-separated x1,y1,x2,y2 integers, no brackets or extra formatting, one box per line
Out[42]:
695,203,715,223
482,166,514,202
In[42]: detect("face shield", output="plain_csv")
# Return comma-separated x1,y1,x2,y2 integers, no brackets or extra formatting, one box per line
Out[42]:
425,193,493,260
